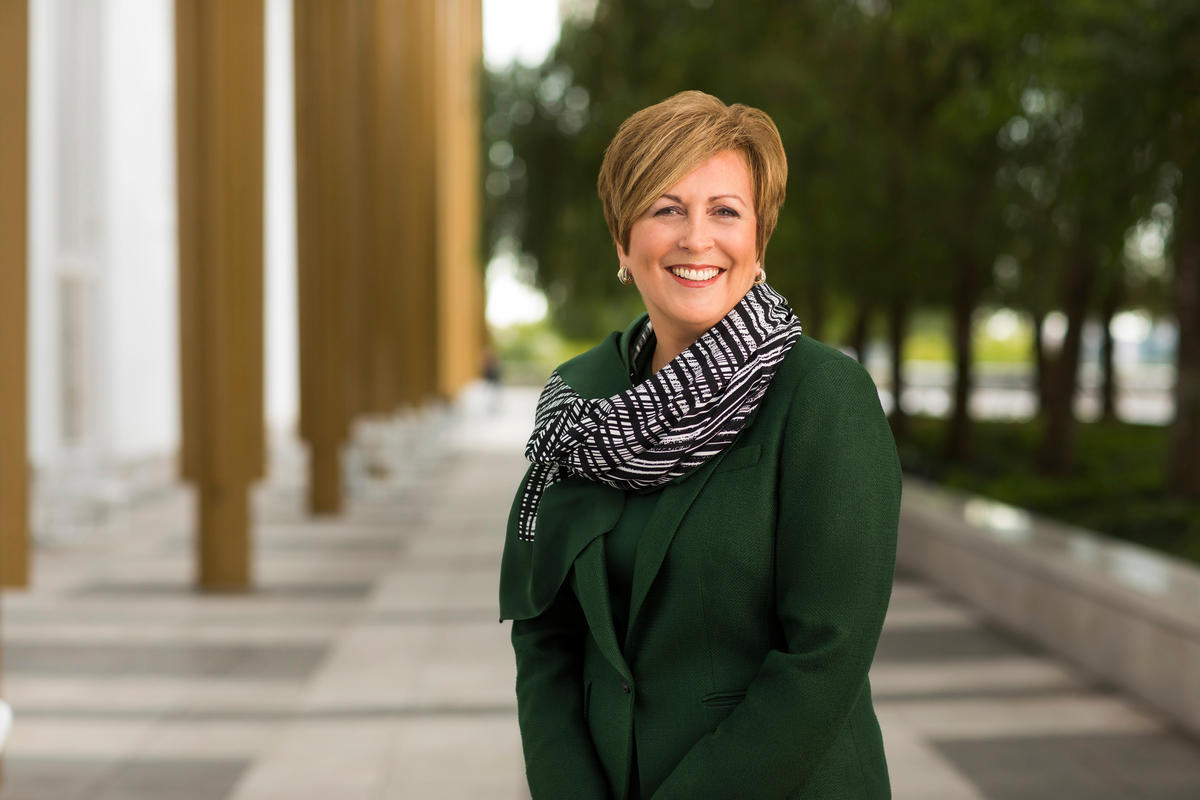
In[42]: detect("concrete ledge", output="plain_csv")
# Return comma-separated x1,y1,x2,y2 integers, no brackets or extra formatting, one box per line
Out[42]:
897,476,1200,739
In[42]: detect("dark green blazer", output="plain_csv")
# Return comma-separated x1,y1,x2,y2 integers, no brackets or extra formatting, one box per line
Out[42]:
500,317,901,799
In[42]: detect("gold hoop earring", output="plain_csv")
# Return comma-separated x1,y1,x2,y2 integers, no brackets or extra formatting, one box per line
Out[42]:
617,265,633,285
754,267,766,285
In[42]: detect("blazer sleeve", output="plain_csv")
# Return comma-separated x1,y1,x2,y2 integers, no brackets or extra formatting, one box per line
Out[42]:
511,581,613,799
652,356,901,799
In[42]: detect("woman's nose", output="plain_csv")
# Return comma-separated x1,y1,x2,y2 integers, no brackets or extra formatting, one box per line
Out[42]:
678,215,714,252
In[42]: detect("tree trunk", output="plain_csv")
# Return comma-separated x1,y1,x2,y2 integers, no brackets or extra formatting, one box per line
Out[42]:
888,295,909,441
1030,305,1047,417
805,269,825,341
945,257,980,462
1167,226,1200,496
849,302,871,364
1099,277,1121,423
1037,251,1096,474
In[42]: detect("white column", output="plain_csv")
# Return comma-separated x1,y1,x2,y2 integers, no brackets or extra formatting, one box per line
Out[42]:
28,0,179,541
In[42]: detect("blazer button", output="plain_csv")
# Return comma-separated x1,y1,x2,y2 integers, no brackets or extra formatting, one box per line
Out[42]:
621,679,631,694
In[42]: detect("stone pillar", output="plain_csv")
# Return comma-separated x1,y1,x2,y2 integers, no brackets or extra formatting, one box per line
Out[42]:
0,0,30,591
292,0,482,511
398,0,440,405
175,0,266,590
362,0,408,414
434,0,484,397
293,0,373,513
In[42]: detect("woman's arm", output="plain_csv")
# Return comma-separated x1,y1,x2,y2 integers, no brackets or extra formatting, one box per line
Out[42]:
512,582,612,799
652,357,901,799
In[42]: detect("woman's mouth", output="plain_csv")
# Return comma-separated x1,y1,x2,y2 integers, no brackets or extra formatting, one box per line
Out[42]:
667,265,723,286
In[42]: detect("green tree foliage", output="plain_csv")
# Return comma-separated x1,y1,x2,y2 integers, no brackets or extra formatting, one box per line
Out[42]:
993,1,1165,472
485,0,1198,493
1147,1,1200,496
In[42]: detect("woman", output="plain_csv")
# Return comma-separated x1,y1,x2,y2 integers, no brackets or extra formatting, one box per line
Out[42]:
499,91,900,799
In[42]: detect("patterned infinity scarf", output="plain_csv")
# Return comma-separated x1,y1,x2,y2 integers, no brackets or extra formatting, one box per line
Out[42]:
516,282,803,542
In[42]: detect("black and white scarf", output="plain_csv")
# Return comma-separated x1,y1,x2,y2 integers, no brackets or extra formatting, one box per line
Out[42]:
515,283,802,542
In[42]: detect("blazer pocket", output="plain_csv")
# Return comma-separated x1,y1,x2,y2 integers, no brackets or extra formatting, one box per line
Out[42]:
700,689,746,708
582,680,592,722
714,444,761,474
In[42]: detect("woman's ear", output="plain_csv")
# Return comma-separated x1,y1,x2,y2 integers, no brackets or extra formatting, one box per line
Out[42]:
615,237,628,263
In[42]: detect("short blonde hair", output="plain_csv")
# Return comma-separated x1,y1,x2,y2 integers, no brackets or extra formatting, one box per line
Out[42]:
597,91,787,261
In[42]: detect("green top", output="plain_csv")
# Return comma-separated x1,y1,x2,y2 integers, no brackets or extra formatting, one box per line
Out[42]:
607,331,660,651
501,315,901,799
607,491,658,650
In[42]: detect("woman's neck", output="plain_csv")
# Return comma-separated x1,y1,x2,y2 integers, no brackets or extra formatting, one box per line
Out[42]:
649,327,701,373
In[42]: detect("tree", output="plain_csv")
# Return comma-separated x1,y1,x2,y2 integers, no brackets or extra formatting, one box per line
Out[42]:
486,0,1195,496
997,1,1162,473
1152,1,1200,497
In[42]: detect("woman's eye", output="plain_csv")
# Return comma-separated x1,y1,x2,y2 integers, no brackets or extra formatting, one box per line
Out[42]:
714,206,739,217
654,206,682,216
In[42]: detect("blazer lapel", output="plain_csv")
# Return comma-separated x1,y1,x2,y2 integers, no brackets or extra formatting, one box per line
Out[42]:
571,538,632,682
625,447,730,644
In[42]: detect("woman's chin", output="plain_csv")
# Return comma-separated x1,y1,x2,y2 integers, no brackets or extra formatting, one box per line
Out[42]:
657,305,729,335
679,288,746,317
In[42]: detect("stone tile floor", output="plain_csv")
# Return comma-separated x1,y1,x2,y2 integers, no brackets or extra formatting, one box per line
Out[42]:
2,386,1199,799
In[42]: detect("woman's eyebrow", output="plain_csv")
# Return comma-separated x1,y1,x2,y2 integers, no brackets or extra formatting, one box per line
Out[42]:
660,193,746,203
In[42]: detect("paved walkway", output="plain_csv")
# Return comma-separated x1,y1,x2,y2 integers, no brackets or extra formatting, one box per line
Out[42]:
2,386,1199,799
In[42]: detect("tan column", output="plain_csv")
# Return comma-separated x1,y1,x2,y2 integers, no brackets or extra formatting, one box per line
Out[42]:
294,0,373,512
398,0,440,405
340,1,370,423
176,0,266,590
0,0,30,591
363,0,408,413
434,0,484,397
466,0,489,370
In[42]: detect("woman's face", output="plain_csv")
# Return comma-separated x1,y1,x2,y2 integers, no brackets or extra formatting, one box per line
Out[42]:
618,150,759,345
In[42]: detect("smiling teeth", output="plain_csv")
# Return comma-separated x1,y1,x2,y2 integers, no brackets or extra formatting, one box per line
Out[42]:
670,266,720,281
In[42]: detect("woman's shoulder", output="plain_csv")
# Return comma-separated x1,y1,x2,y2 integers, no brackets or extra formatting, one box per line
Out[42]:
548,332,625,399
775,334,874,389
764,334,889,429
544,315,647,400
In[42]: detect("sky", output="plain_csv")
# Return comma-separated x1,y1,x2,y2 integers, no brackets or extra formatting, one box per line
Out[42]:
482,0,561,327
483,0,561,70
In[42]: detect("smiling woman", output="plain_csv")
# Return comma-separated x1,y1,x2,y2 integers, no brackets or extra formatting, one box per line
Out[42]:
500,91,901,799
597,92,786,372
616,151,761,371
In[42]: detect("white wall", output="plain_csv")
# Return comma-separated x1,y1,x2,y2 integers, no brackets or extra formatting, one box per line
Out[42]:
27,0,299,537
266,0,299,438
27,0,58,471
102,0,178,462
29,0,112,476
